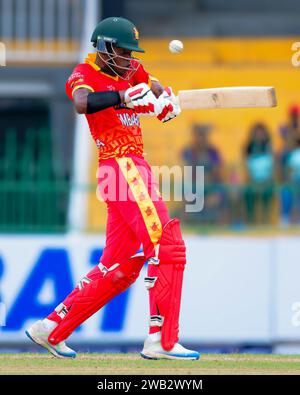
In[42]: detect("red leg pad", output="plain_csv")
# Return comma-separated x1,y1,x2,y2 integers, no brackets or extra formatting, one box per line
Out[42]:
47,266,104,324
48,256,145,345
150,218,186,351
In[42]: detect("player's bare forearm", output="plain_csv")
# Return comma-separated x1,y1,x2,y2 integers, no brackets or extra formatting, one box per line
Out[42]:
73,88,89,114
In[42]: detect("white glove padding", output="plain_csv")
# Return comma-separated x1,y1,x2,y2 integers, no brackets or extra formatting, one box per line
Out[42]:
124,83,158,116
157,87,181,123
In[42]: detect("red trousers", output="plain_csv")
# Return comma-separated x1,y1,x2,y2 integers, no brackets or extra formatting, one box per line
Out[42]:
48,154,170,333
98,154,170,267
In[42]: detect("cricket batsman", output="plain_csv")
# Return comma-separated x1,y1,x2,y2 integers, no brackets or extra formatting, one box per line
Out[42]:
26,17,199,361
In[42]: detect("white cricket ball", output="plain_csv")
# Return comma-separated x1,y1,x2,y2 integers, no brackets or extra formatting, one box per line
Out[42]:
169,39,183,54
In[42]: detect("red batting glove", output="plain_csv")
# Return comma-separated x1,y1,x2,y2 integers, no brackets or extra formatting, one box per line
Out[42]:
156,87,181,122
124,83,157,116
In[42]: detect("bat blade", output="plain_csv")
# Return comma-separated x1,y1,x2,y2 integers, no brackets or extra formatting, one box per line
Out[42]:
177,86,277,109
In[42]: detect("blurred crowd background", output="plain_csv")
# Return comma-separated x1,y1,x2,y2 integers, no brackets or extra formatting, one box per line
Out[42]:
177,107,300,229
1,0,300,234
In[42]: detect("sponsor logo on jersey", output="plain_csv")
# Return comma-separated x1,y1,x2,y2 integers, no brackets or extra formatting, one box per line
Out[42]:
68,72,84,83
117,113,140,127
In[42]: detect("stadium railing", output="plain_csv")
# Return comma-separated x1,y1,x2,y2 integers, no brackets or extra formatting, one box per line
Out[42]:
0,127,70,233
0,0,85,64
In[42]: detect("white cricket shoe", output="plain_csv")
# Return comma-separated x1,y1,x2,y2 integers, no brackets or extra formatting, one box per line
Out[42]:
25,320,77,359
140,334,200,360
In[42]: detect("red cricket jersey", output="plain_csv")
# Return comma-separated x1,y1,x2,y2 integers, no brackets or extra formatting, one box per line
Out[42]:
66,53,155,161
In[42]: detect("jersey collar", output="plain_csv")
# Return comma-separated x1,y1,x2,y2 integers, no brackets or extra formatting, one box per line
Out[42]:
85,53,119,81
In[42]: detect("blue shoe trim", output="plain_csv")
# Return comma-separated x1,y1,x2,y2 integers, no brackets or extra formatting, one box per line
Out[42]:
25,330,39,345
25,330,76,359
160,351,200,360
49,345,77,359
140,350,200,360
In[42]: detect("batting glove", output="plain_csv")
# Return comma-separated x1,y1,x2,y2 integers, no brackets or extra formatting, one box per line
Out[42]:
124,83,158,116
157,87,181,122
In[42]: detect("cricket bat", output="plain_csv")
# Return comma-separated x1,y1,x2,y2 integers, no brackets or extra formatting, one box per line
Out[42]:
177,86,277,109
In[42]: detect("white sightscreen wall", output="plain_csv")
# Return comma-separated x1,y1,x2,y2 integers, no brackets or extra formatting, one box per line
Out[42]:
0,235,299,344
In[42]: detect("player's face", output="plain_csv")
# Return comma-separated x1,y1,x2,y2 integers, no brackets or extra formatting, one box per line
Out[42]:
97,43,138,79
111,47,133,76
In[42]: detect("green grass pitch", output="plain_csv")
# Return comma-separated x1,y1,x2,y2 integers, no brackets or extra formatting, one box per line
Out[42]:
0,353,300,375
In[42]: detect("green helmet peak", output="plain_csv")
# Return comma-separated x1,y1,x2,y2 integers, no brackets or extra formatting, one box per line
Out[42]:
91,17,144,53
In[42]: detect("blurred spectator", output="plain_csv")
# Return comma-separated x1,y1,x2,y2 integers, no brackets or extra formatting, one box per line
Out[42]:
278,105,300,180
278,105,300,226
279,105,300,142
244,122,274,224
181,124,226,224
279,138,300,226
227,163,244,227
